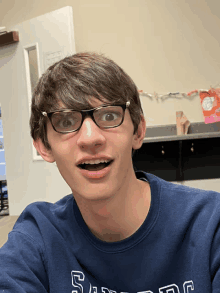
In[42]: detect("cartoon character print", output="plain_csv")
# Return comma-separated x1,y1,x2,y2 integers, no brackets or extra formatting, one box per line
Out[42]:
200,89,220,123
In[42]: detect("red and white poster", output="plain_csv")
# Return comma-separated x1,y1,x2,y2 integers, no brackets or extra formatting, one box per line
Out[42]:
200,88,220,124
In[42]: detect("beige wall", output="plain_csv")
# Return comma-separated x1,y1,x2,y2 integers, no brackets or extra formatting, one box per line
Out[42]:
0,0,220,207
1,0,220,124
1,0,220,93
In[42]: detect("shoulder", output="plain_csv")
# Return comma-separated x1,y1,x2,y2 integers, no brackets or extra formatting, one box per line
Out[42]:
144,172,220,220
146,171,220,201
12,194,74,243
162,177,220,204
16,193,73,220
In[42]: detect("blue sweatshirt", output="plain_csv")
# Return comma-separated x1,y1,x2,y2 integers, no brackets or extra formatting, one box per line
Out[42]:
0,171,220,292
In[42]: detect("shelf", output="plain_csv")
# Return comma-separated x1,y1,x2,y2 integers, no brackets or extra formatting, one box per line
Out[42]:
0,31,19,47
144,121,220,143
144,131,220,143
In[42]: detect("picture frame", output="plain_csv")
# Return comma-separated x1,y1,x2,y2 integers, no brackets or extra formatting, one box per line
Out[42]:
23,42,43,161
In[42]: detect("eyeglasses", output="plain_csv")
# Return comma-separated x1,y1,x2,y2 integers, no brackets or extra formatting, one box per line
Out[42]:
42,101,130,134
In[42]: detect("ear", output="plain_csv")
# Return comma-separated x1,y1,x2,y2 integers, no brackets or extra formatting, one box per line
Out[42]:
33,138,55,163
132,115,146,150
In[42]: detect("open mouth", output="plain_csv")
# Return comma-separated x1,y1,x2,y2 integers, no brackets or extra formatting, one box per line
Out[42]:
78,160,113,171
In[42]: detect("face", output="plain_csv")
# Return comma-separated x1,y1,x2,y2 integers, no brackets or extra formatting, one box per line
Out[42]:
34,98,146,204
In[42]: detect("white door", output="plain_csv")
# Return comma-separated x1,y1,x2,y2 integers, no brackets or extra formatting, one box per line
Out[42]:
0,6,76,215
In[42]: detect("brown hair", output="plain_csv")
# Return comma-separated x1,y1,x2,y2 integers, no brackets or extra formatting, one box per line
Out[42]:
30,52,144,153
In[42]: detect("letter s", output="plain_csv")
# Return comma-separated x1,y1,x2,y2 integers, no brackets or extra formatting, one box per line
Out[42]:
71,270,85,293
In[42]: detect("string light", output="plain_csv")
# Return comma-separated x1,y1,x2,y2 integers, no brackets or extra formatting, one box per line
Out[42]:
138,82,220,102
139,89,200,101
138,84,220,124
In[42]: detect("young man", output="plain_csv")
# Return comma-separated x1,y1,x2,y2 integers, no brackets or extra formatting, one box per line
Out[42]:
0,52,220,293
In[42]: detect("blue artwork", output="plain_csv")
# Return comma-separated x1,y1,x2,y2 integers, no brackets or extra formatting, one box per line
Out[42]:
0,120,3,137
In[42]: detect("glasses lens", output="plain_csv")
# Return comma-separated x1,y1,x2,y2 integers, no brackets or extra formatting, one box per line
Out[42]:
51,111,82,132
94,106,123,128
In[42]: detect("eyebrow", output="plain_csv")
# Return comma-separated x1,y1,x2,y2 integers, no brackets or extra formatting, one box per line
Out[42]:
51,103,114,112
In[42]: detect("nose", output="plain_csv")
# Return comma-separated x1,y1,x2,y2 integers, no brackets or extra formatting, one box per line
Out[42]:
76,117,106,150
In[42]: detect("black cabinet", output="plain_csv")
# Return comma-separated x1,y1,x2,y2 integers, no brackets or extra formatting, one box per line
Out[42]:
182,137,220,181
132,125,220,181
133,140,180,181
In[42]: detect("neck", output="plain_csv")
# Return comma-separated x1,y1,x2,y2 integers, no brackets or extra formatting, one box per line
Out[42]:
75,172,151,242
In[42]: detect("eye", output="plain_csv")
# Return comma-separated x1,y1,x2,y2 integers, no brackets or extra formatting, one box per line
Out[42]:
59,117,77,128
99,111,122,122
52,112,80,130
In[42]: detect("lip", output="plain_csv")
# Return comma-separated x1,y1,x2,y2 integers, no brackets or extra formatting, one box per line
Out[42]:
77,160,113,179
76,156,113,166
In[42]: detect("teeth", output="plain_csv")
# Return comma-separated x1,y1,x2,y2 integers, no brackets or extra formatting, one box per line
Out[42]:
81,159,111,165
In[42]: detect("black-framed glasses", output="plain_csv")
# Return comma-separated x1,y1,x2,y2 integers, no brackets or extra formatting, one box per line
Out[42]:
42,101,130,134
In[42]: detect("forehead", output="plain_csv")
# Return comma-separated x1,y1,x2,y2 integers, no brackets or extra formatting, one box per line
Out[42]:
57,97,112,111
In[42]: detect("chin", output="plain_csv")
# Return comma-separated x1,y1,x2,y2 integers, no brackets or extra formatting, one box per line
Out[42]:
72,182,118,203
81,188,115,202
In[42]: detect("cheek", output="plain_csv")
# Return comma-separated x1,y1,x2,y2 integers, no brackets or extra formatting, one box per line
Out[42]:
49,131,77,158
53,153,78,188
50,141,77,177
111,132,134,160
